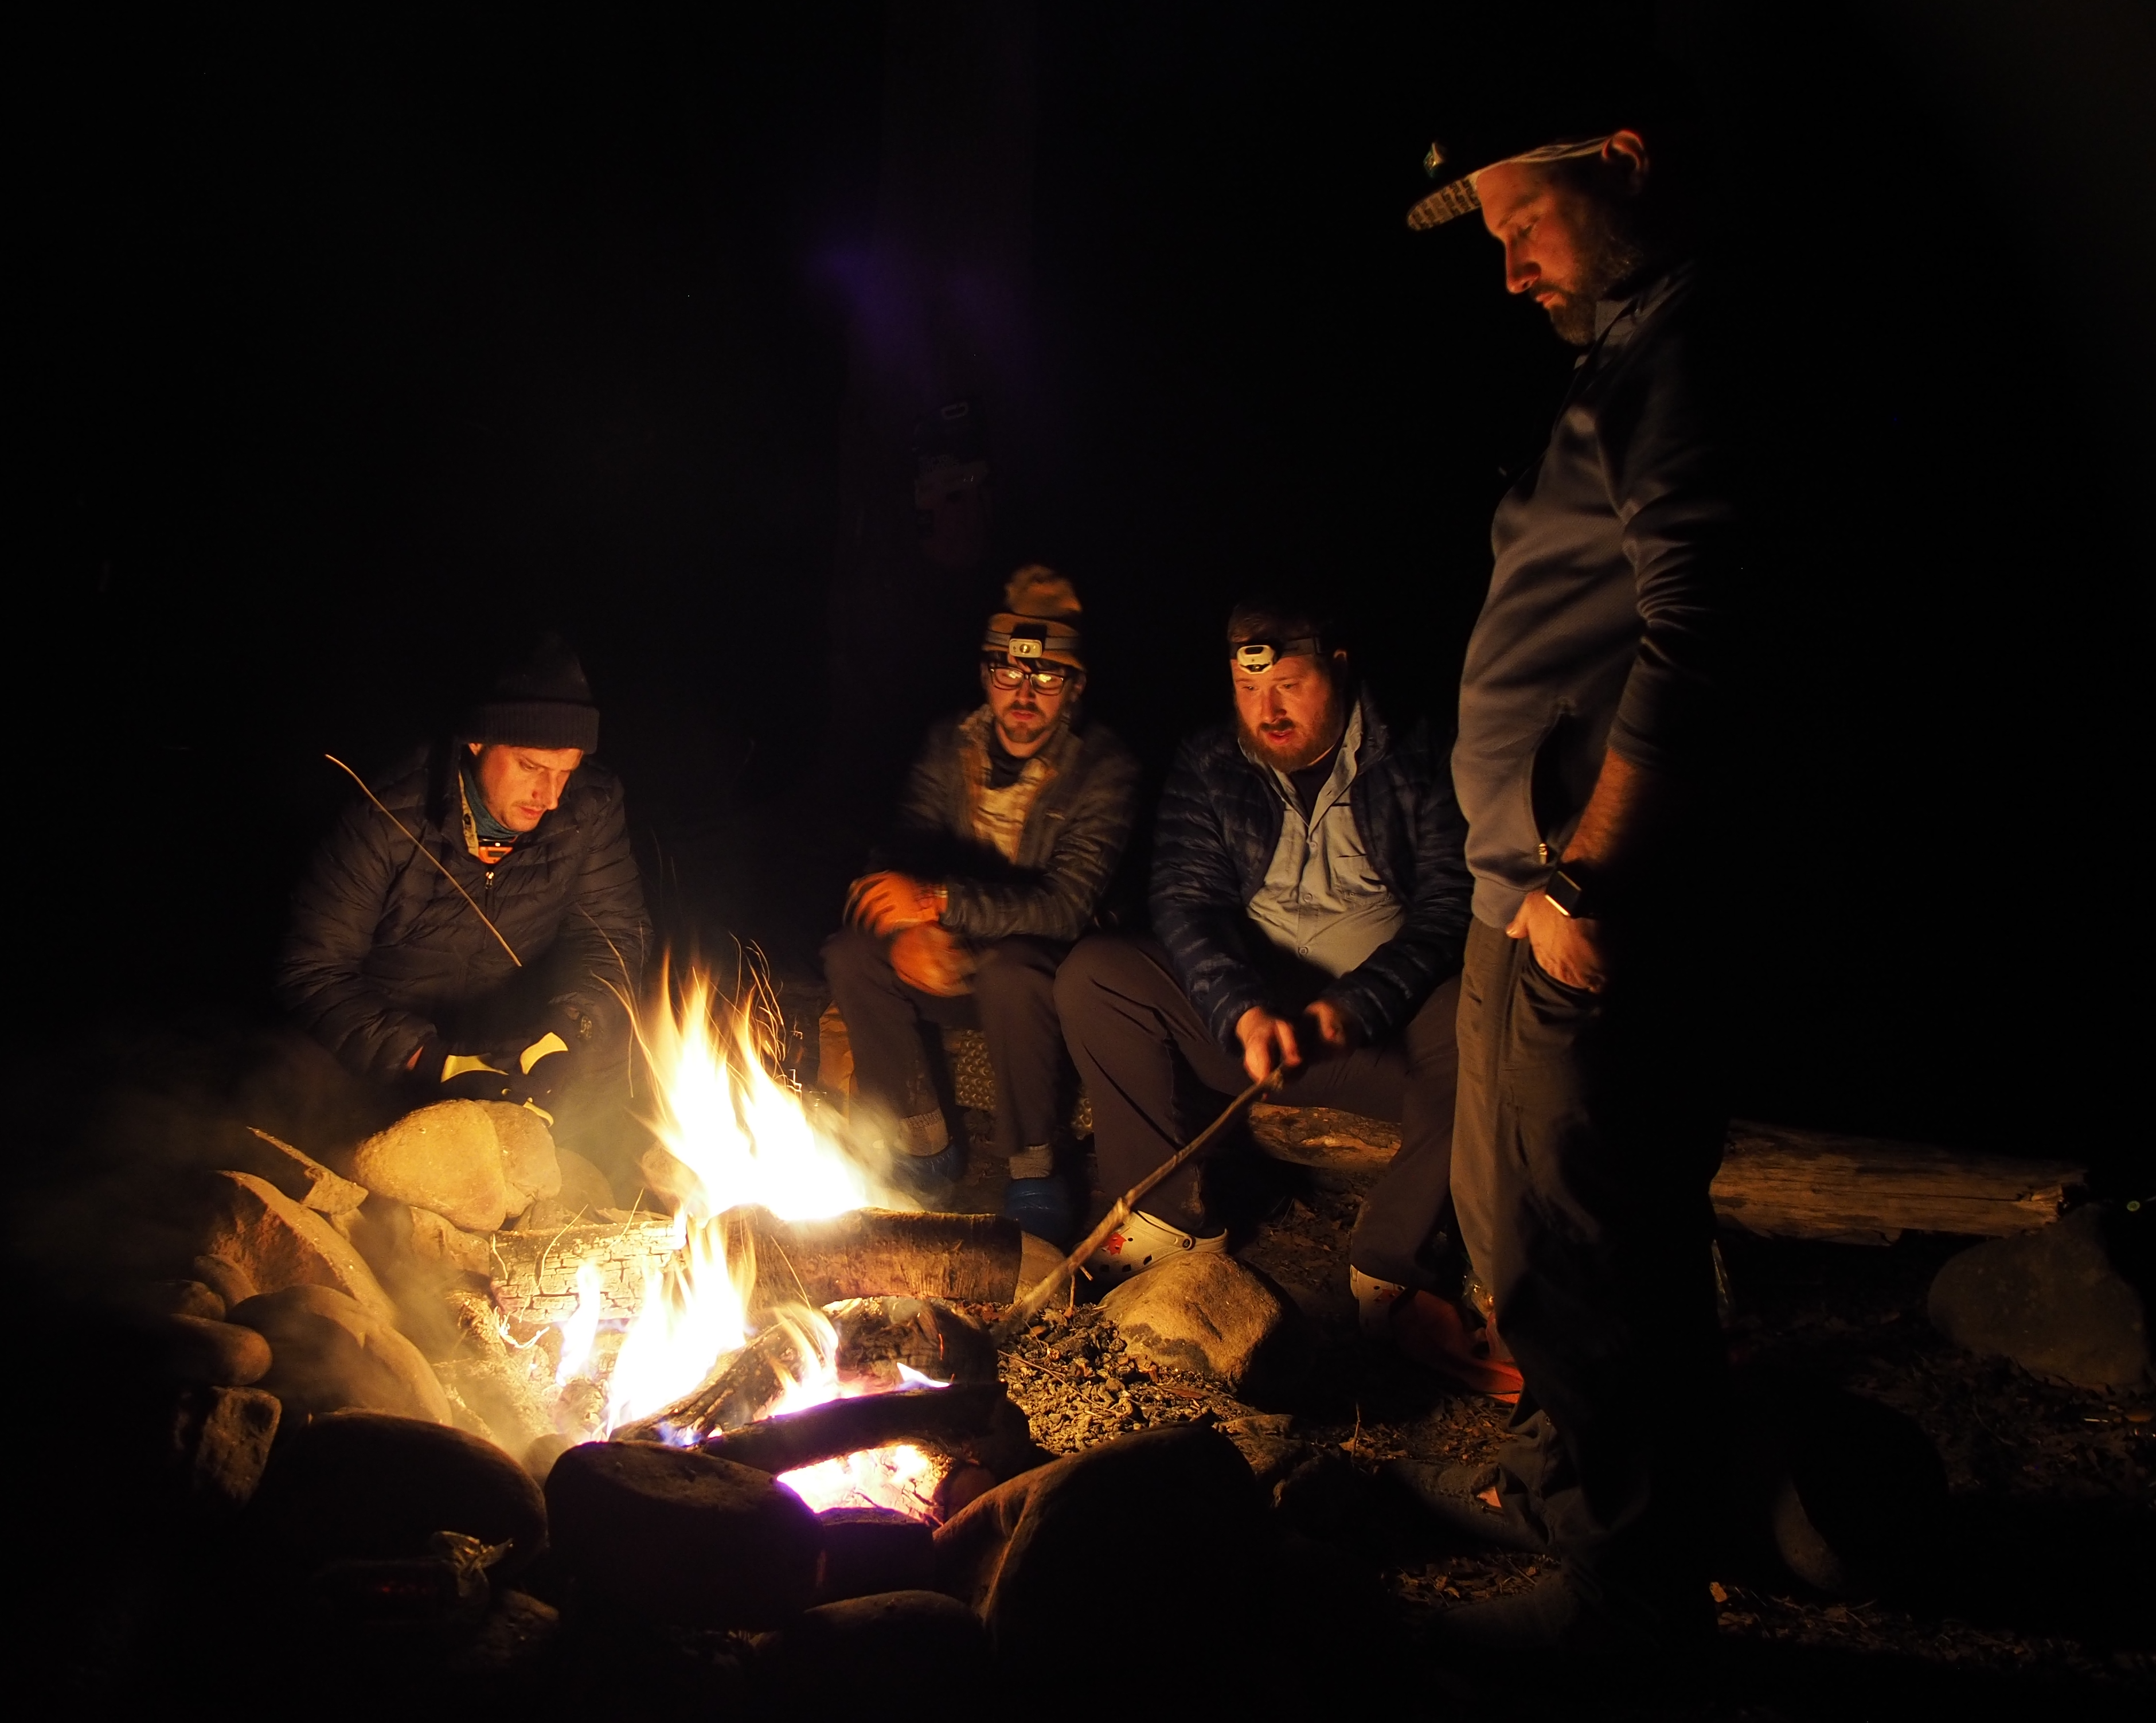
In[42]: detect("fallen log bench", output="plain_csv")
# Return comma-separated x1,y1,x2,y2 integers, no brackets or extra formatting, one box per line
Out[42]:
1248,1105,2087,1243
491,1207,1024,1327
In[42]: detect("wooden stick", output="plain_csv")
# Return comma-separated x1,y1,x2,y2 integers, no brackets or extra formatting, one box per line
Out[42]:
697,1382,1007,1475
325,753,522,968
991,1071,1280,1343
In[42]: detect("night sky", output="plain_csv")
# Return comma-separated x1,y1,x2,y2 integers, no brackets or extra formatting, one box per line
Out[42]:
21,3,2151,1182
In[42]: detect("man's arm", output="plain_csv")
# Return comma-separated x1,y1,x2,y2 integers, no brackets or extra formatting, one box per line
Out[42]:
1513,299,1736,988
275,797,442,1080
1149,735,1274,1050
940,739,1142,943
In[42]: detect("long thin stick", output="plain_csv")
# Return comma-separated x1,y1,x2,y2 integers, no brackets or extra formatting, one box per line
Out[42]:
992,1071,1282,1342
325,753,522,968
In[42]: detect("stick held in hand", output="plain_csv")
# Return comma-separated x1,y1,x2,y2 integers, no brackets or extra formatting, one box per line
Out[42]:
992,1071,1282,1341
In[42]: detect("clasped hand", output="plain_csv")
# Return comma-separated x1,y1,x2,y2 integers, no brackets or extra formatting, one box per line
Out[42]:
1234,998,1356,1085
846,871,942,937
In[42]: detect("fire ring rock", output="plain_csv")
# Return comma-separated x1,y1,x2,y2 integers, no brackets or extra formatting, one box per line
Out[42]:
353,1101,515,1234
228,1283,452,1424
1929,1206,2150,1389
200,1171,399,1324
763,1590,989,1708
249,1410,547,1579
159,1313,274,1386
1099,1253,1311,1401
546,1441,821,1628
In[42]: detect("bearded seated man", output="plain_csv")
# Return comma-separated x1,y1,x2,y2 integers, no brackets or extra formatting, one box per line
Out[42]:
823,567,1139,1239
1056,597,1505,1386
276,638,650,1188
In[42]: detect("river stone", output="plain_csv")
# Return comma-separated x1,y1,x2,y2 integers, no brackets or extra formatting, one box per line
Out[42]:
127,1278,226,1323
229,1284,452,1424
935,1423,1265,1666
554,1148,616,1215
1930,1207,2150,1389
170,1385,281,1507
160,1313,274,1385
765,1591,988,1708
546,1441,821,1628
250,1410,546,1577
191,1254,258,1308
353,1101,513,1234
481,1102,562,1209
409,1207,497,1275
816,1507,935,1603
200,1171,399,1324
1100,1252,1310,1400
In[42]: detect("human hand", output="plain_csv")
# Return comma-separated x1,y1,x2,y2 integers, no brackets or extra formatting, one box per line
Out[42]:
1506,889,1611,993
890,924,977,997
1302,997,1358,1054
846,871,943,935
1235,1006,1303,1084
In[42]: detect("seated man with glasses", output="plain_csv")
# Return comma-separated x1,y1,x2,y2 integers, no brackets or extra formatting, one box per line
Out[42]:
824,566,1139,1237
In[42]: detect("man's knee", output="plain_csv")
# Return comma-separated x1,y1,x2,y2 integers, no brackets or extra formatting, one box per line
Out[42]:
1052,933,1149,1013
972,938,1059,1008
822,925,890,993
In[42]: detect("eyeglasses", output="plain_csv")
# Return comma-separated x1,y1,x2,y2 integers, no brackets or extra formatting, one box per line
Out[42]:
985,662,1071,694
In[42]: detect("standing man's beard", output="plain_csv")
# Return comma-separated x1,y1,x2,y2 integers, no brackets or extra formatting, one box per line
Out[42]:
1240,682,1345,773
1540,197,1650,347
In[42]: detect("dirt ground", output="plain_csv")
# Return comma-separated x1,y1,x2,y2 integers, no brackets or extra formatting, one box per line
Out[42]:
947,1110,2156,1720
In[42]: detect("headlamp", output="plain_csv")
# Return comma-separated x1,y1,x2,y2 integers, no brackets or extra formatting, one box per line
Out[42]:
1232,636,1321,674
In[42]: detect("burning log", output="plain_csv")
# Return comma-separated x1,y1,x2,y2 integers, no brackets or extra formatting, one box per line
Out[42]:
698,1383,1008,1476
488,1206,1024,1330
741,1209,1022,1309
611,1325,805,1445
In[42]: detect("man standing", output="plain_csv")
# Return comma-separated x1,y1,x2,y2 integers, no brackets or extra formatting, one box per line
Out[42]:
278,638,650,1181
825,567,1138,1236
1397,98,1740,1652
1056,600,1481,1349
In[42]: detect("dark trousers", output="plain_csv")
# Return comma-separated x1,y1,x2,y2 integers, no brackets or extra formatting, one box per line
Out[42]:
1452,915,1727,1614
822,925,1068,1157
1053,934,1460,1286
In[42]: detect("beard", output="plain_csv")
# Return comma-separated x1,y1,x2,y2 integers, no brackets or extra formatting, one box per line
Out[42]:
995,702,1047,749
1540,195,1650,347
1239,683,1345,773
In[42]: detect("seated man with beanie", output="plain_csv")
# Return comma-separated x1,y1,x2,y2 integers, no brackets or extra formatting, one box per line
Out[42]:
278,636,650,1183
1056,598,1509,1389
824,567,1139,1237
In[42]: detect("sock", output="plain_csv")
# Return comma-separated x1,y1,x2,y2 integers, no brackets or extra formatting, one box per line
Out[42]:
1007,1143,1053,1180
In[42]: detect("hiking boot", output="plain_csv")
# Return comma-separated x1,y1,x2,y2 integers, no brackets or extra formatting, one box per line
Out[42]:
1383,1459,1547,1553
1081,1207,1226,1288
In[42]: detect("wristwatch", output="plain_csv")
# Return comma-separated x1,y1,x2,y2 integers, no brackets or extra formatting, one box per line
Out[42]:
1544,862,1597,920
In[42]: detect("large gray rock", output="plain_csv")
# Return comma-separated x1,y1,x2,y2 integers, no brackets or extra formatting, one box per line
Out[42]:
159,1314,273,1386
169,1385,280,1508
249,1410,547,1577
228,1125,369,1214
1100,1253,1310,1400
546,1441,821,1628
199,1171,399,1323
229,1284,451,1424
1930,1207,2150,1389
815,1507,935,1603
125,1278,226,1323
190,1254,257,1309
934,1423,1266,1668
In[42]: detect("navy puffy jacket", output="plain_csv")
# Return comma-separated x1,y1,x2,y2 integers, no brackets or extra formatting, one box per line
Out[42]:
1149,689,1473,1051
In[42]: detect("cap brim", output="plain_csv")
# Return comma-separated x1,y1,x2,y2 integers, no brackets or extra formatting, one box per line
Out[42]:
1404,135,1613,232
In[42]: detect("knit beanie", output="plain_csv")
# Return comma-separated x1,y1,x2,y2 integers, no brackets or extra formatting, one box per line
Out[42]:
467,635,602,752
981,565,1084,672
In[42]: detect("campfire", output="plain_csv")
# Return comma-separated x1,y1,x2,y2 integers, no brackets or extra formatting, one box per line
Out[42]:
482,964,1018,1522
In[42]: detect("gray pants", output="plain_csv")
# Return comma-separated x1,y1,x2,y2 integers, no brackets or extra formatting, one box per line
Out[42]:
1053,933,1460,1287
822,925,1068,1157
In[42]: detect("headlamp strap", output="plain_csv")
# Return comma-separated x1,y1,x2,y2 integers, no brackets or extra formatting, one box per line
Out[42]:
1233,636,1321,673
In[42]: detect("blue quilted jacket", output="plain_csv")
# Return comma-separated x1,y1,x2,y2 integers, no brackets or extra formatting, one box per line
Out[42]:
1149,689,1473,1051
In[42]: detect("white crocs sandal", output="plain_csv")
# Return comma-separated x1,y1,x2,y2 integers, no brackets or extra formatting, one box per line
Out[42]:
1082,1208,1226,1287
1349,1266,1407,1339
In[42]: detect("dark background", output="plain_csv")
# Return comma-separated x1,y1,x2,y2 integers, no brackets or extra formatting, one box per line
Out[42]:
18,3,2151,1182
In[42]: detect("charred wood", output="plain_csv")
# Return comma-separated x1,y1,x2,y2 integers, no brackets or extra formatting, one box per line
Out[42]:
698,1383,1008,1475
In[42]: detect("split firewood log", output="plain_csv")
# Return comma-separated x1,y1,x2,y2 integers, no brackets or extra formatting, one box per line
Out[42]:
697,1382,1009,1476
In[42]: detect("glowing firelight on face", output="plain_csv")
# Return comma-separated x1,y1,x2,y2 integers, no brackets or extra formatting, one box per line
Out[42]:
548,966,939,1514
